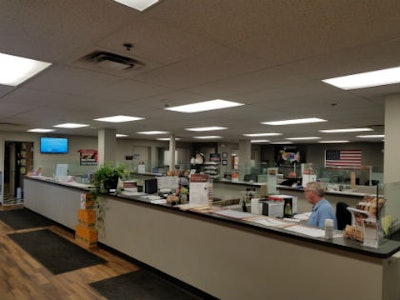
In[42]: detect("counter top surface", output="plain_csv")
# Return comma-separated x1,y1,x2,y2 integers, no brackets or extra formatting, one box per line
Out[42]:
25,176,400,259
277,184,383,198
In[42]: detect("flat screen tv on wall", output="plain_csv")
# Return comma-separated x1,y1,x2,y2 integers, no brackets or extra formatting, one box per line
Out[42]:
40,137,69,154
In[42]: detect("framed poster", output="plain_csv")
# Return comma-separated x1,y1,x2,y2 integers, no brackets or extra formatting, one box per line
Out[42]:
78,149,98,166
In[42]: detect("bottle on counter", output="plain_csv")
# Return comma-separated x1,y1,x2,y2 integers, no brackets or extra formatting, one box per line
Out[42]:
284,202,292,217
325,219,334,240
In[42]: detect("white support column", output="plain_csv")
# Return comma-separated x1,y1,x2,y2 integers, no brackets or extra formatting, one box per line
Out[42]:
169,134,176,172
97,128,117,167
150,146,158,172
383,95,400,226
239,139,251,181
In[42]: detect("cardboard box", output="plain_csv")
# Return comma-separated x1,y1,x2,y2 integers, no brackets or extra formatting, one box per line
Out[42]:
80,193,95,210
78,209,96,228
75,224,98,248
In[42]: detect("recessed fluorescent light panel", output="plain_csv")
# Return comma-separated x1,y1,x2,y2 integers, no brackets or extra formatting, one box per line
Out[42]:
262,118,326,126
356,135,385,138
0,53,51,86
318,140,349,143
250,139,270,143
116,134,129,137
113,0,159,11
165,99,244,113
194,136,222,139
185,126,227,132
243,133,282,137
319,128,373,133
157,137,181,141
27,128,55,133
137,131,169,135
285,137,321,141
270,141,293,144
322,66,400,90
53,123,89,129
94,115,144,123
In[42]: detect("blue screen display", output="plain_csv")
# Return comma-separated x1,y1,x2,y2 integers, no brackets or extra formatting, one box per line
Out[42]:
40,137,68,154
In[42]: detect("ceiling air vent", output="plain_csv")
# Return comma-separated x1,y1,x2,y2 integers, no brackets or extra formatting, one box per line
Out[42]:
83,50,144,71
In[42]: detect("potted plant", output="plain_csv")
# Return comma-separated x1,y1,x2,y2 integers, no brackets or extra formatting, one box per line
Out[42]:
90,163,126,232
91,163,125,194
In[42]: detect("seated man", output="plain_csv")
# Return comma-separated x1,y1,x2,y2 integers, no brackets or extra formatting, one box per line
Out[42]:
280,171,297,186
304,181,337,229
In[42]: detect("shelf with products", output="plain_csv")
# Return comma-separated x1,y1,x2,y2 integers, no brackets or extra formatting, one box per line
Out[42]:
204,161,220,180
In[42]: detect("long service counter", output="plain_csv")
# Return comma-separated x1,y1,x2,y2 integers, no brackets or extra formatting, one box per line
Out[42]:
24,176,400,300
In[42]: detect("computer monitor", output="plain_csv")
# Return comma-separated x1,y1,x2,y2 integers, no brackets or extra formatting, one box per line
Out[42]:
144,178,158,194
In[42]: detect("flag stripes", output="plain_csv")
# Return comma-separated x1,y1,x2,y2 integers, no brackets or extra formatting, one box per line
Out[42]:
325,150,362,169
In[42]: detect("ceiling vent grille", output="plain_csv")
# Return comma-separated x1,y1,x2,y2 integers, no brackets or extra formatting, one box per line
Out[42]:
83,50,144,71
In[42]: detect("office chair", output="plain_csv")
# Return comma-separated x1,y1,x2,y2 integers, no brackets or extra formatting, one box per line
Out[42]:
336,202,352,230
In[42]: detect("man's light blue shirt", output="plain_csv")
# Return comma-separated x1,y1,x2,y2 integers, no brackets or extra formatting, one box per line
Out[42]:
307,198,337,229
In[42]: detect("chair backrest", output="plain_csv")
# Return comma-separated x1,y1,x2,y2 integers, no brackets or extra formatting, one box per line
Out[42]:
336,202,352,230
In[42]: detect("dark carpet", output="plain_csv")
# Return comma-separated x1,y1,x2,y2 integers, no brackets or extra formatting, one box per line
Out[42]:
8,229,106,274
90,269,203,300
0,208,55,230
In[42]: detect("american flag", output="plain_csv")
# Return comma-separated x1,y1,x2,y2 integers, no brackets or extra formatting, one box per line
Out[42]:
325,150,362,169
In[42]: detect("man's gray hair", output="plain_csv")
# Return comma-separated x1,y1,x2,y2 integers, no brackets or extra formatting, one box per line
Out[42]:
306,181,325,197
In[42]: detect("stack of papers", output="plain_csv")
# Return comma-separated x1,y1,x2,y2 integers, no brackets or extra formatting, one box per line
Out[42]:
213,209,255,219
292,212,312,221
284,224,325,238
176,203,210,211
245,215,294,228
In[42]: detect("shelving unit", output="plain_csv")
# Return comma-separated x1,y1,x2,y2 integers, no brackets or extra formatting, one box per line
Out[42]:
204,161,220,180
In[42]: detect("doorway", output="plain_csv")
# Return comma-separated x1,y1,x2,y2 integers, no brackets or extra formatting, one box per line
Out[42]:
4,142,33,204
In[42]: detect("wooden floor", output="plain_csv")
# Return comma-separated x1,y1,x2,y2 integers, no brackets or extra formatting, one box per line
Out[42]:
0,206,139,300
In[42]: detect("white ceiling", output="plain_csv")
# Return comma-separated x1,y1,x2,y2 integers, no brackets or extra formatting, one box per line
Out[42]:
1,0,399,144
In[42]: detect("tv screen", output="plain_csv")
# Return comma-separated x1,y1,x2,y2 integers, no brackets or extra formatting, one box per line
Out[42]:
40,137,68,154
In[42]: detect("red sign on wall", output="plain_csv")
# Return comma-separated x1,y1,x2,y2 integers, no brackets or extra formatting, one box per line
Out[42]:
78,149,98,166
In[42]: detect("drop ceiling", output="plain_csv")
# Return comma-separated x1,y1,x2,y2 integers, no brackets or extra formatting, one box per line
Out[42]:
0,0,399,144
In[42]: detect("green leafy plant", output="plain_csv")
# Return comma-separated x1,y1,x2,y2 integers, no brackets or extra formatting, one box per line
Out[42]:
89,163,126,232
91,163,125,194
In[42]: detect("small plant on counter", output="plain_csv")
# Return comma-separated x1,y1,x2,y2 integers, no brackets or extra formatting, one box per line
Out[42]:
91,163,126,194
90,163,127,232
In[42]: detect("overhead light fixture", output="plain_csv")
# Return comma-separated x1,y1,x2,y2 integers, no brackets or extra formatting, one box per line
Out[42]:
262,118,326,126
165,99,244,113
250,139,270,143
322,66,400,90
285,137,321,141
193,136,222,139
243,133,282,137
53,123,89,129
270,141,293,144
157,137,181,141
185,126,227,132
356,134,385,138
94,115,144,123
0,52,51,86
137,131,169,135
116,134,129,137
27,128,55,133
318,140,350,143
319,128,373,133
113,0,159,11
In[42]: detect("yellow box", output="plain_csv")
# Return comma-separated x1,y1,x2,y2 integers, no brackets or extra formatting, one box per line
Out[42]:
80,193,95,210
78,209,96,228
75,225,98,248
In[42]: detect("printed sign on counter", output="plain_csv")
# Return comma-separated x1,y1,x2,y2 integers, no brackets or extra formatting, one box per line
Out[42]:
189,174,211,205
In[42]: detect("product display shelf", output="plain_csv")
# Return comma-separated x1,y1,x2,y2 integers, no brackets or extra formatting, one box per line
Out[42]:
204,161,220,180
